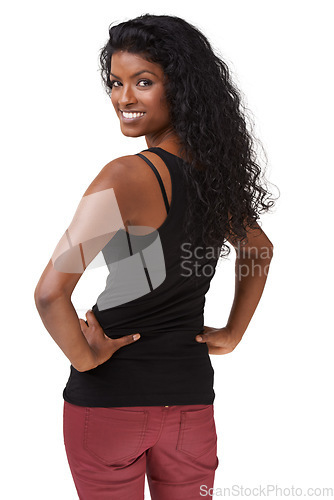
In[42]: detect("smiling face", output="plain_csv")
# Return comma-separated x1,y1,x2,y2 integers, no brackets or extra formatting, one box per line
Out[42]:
109,51,174,143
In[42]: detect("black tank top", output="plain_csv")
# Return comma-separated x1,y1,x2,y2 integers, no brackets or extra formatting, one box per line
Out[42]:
63,147,221,407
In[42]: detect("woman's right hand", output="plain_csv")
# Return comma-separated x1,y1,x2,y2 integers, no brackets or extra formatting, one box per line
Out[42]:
79,310,141,371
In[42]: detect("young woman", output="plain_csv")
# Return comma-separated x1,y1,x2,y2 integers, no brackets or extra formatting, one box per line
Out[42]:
34,14,276,500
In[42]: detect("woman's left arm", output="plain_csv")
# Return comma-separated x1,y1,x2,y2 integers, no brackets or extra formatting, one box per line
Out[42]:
196,220,274,354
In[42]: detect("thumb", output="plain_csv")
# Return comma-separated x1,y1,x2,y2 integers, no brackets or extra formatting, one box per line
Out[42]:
79,318,88,331
195,333,208,343
112,333,141,351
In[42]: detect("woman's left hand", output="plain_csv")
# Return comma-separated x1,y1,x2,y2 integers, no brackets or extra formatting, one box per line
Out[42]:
195,325,242,354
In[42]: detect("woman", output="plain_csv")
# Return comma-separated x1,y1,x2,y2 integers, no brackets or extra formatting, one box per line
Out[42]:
34,14,276,500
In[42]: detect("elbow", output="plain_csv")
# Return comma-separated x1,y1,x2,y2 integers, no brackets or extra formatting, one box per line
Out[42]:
34,290,52,311
262,237,274,259
262,245,274,262
267,244,274,259
34,285,44,309
34,286,64,310
34,294,49,311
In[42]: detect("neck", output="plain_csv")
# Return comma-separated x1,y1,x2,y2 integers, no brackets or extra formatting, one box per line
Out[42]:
145,128,181,149
145,130,184,158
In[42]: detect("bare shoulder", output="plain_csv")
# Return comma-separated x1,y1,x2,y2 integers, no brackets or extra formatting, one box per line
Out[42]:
84,155,150,195
82,154,153,224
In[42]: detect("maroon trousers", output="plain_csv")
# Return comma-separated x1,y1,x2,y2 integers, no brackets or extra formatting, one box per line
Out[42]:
63,401,219,499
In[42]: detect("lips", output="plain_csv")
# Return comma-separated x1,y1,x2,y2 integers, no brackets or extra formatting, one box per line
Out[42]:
119,110,145,113
119,110,146,122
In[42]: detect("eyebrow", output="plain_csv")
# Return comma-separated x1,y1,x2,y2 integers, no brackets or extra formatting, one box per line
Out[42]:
109,70,158,80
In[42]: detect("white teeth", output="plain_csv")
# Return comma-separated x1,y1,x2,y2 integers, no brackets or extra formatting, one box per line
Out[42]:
122,111,145,119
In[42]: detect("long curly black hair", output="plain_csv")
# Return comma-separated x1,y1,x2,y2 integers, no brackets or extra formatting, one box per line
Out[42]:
99,14,279,259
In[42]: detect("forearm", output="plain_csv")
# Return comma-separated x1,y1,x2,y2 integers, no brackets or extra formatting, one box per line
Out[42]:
34,294,96,372
226,253,274,342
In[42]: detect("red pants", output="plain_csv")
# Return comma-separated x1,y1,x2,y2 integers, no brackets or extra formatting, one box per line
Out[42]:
63,401,219,499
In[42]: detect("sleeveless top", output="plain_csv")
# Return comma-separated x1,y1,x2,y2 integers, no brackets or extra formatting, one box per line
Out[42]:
62,146,221,407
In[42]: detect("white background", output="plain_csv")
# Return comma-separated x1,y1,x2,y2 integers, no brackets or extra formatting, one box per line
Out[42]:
1,1,333,498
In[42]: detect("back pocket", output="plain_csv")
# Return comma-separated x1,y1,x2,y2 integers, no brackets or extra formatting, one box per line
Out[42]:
176,405,217,459
83,407,148,466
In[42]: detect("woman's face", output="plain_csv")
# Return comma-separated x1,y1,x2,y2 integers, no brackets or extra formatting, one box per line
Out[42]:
109,51,173,140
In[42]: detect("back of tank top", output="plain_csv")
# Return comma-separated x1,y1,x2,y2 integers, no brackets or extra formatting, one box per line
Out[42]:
63,146,221,407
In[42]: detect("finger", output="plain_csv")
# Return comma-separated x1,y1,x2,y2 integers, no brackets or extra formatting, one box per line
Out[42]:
85,309,97,325
195,334,208,342
112,333,141,351
79,318,88,330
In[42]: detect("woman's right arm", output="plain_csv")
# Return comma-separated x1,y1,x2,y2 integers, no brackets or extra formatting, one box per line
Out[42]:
34,157,143,371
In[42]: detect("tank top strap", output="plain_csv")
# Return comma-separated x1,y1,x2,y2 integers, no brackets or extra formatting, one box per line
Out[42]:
135,152,170,214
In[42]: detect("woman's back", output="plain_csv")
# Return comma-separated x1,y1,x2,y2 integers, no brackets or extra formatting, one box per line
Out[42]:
63,146,221,407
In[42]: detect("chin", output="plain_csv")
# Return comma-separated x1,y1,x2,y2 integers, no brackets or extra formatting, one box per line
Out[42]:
120,129,145,138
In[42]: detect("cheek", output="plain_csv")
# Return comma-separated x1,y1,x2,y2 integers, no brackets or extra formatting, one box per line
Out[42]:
110,93,118,110
149,100,170,125
159,97,171,120
148,86,168,111
159,96,168,110
148,91,169,117
158,89,170,112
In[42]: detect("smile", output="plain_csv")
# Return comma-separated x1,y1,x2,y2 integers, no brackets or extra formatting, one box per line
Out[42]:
120,110,146,121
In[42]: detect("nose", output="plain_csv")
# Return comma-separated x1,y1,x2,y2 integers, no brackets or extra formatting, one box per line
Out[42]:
118,84,138,108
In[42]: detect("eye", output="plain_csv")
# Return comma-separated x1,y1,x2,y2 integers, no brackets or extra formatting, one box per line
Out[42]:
138,79,153,87
109,78,153,89
110,80,121,88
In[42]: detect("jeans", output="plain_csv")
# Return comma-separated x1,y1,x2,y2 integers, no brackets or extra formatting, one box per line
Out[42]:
63,401,219,499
